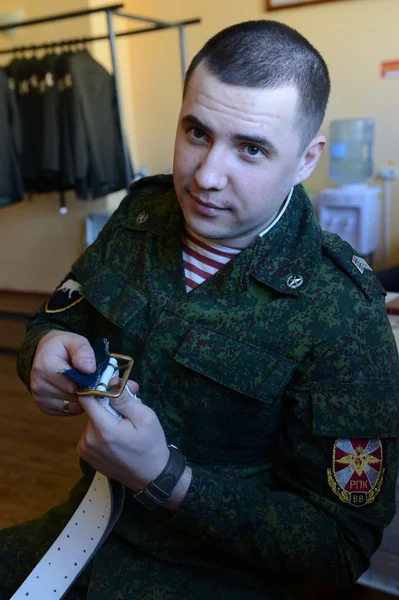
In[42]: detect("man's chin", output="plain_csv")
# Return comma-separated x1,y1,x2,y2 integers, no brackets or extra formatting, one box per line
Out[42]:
184,220,235,245
184,218,217,239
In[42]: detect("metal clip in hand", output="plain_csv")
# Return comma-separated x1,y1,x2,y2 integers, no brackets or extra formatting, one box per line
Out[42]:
76,353,135,419
76,353,134,398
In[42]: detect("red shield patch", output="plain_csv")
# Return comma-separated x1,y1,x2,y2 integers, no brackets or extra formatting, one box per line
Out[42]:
327,439,384,508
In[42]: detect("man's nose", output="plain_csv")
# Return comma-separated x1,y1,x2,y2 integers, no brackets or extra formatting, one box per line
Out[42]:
194,147,228,191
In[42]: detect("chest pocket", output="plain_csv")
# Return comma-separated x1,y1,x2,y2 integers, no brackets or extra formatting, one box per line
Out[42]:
170,324,296,464
79,266,148,354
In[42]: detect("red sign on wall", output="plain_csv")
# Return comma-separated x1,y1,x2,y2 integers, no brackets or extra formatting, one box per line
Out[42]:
381,60,399,79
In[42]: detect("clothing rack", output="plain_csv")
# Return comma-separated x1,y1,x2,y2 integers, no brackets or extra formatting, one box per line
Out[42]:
0,4,201,190
0,5,200,353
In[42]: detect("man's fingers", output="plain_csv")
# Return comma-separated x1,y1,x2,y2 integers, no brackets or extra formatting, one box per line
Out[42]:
77,394,115,428
107,378,140,402
32,373,79,397
113,381,142,407
30,331,96,417
57,399,85,416
109,381,146,422
34,331,95,374
35,397,84,416
67,339,96,374
31,332,96,399
78,380,142,428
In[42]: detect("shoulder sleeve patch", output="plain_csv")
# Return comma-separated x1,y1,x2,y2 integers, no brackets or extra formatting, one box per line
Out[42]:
327,438,384,507
322,232,385,301
45,276,83,313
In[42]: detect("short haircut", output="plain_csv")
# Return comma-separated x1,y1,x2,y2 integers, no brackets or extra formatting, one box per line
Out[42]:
184,20,330,151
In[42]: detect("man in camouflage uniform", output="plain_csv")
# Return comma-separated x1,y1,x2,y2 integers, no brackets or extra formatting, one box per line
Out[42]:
1,20,398,600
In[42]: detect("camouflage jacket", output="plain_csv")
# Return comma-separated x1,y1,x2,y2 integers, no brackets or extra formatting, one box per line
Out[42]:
17,175,399,599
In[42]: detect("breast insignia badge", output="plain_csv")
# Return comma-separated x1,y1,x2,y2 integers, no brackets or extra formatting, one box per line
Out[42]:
327,439,384,507
286,274,304,289
45,278,84,313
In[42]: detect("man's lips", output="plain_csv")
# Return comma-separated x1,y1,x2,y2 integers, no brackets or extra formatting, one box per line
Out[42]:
189,192,227,210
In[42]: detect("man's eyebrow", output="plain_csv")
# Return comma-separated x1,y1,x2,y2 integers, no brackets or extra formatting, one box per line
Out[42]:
181,113,278,156
232,133,278,156
182,114,213,134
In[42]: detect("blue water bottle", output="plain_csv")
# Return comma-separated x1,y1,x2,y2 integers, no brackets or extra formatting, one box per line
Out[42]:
329,118,375,186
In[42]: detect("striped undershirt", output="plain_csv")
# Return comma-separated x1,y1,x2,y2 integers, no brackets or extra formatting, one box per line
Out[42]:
182,227,243,292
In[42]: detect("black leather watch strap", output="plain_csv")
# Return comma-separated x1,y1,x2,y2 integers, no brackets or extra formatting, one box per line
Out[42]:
134,445,186,511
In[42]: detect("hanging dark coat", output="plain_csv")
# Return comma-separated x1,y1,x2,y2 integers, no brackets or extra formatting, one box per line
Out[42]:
3,50,132,202
68,50,132,199
0,67,23,206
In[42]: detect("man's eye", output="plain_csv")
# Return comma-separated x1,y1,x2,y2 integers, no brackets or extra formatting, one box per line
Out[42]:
189,127,205,140
245,145,262,157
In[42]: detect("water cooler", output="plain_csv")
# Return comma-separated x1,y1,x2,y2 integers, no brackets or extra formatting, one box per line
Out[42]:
317,118,381,258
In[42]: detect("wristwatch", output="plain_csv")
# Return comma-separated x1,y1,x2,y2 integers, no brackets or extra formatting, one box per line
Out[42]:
134,444,186,510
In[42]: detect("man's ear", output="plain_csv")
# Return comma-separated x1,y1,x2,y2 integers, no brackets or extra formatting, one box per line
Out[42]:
294,135,326,185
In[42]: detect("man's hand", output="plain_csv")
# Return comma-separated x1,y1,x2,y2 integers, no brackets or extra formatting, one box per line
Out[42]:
77,381,169,491
31,330,96,416
77,382,192,509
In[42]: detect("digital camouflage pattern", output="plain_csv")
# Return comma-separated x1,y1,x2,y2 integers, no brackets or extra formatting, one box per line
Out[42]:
1,175,398,599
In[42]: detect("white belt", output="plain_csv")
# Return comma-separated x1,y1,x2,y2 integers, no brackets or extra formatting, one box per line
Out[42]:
11,359,125,600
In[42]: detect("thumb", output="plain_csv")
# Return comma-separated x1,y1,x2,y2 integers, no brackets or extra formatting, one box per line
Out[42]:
109,380,142,418
65,335,96,374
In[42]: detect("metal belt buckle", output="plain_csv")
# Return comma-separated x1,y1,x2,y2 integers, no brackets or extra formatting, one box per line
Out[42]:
76,353,134,399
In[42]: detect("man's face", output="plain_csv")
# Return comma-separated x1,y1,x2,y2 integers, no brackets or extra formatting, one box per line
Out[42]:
173,64,324,247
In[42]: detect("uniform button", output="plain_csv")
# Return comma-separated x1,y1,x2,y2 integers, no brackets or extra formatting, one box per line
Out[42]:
286,274,304,289
136,212,148,224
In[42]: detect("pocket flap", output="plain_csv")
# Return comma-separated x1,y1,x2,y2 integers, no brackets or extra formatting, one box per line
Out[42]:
174,324,296,402
79,266,147,328
311,381,398,438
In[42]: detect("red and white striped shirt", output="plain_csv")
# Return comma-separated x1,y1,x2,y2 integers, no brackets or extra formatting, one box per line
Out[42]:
181,227,243,292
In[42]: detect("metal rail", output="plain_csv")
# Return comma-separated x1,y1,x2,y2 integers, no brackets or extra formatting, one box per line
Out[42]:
0,4,123,32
